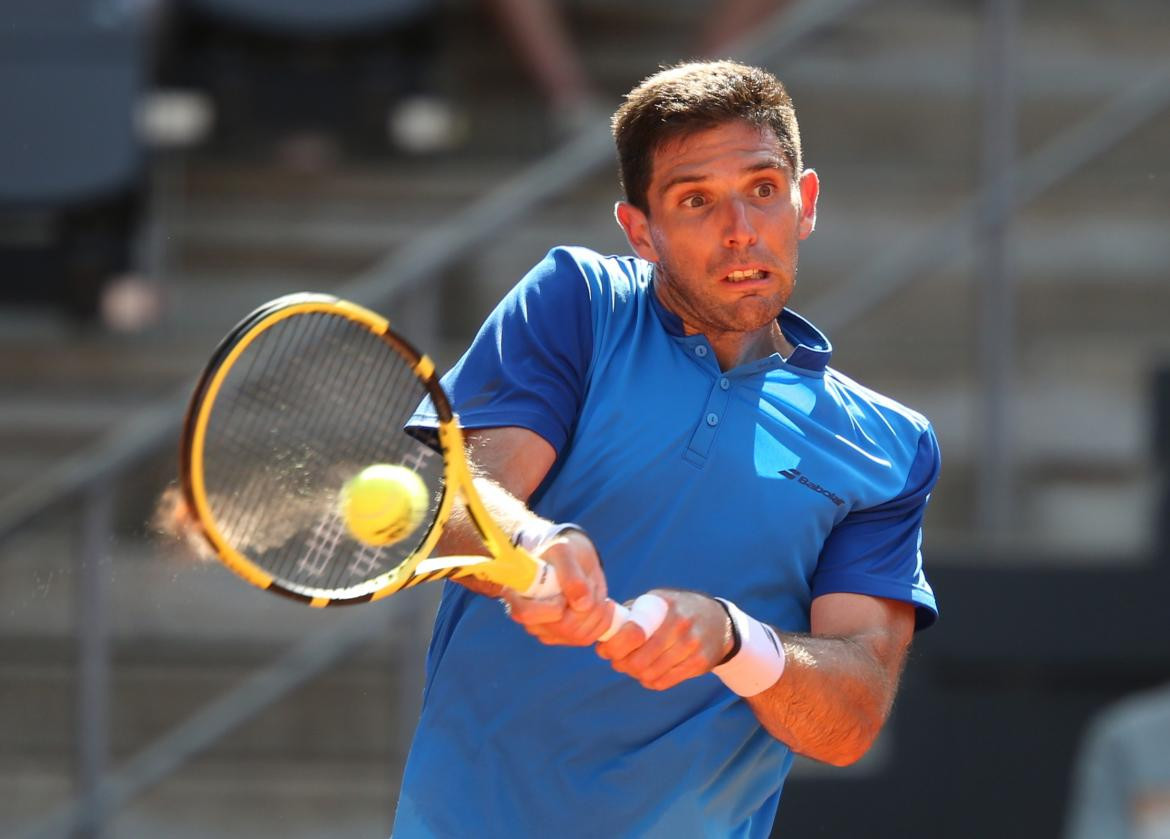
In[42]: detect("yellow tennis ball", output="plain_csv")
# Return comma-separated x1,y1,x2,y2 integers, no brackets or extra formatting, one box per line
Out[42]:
341,464,429,546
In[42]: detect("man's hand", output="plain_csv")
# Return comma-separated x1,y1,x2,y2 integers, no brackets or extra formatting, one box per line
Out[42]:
595,589,734,690
501,529,615,646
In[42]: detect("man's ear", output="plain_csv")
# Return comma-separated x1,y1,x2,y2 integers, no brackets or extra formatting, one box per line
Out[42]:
796,168,820,240
614,201,659,262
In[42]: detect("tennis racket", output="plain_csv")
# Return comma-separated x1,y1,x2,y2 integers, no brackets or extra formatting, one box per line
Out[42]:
179,292,665,640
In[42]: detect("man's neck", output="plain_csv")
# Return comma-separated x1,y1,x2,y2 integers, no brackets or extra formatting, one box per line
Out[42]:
651,272,795,369
702,320,794,371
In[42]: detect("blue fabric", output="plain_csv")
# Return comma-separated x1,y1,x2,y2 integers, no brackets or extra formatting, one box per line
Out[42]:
415,245,595,454
395,246,940,838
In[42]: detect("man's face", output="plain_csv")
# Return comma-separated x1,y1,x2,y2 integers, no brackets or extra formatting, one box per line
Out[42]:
616,120,819,337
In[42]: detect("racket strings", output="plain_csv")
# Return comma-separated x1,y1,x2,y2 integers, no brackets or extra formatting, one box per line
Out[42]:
218,309,324,553
199,312,444,596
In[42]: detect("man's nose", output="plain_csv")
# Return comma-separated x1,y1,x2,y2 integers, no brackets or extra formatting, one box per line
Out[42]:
723,199,758,248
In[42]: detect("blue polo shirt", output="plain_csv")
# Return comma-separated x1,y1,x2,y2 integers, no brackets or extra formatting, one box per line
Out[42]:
394,246,939,838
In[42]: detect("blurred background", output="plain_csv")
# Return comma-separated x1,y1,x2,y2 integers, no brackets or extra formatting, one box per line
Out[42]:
1,0,1167,836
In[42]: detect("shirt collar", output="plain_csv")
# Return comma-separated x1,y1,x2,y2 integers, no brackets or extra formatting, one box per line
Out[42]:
647,272,833,374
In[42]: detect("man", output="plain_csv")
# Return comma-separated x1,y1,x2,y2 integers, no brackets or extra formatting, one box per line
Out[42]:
393,60,940,837
1065,683,1170,839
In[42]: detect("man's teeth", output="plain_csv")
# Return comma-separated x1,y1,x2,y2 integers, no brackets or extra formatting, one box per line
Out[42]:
726,269,764,281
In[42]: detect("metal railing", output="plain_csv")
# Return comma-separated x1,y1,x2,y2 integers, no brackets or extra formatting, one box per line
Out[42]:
5,0,1170,835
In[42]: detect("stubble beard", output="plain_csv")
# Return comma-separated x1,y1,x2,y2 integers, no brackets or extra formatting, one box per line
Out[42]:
654,256,793,337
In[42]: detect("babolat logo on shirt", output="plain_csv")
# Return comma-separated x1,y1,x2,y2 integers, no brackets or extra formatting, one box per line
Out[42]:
778,468,845,507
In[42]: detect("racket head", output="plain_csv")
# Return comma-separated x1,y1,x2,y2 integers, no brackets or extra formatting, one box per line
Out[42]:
179,293,458,606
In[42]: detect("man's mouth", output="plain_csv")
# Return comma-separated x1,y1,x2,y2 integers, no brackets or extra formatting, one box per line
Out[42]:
723,269,768,283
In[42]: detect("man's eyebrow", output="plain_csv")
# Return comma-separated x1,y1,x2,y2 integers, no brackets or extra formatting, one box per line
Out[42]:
745,157,788,175
658,173,708,195
657,157,788,196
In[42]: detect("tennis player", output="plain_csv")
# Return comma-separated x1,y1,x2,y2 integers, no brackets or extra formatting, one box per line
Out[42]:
393,60,940,837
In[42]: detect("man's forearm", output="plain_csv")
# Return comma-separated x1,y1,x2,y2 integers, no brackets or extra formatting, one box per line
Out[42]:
595,590,914,761
439,475,539,555
745,631,903,766
439,426,561,597
440,476,545,597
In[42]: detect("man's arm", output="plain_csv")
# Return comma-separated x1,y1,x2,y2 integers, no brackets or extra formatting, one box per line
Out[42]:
440,426,618,646
432,426,557,575
745,593,915,765
596,590,915,766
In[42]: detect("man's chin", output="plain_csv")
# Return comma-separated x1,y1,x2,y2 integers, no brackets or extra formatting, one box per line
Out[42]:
726,296,786,331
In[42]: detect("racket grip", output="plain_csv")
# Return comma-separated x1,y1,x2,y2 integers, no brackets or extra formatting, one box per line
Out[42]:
599,594,668,642
521,560,667,642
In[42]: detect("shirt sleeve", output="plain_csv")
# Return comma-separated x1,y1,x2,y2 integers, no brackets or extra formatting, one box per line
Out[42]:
407,246,594,453
810,425,941,629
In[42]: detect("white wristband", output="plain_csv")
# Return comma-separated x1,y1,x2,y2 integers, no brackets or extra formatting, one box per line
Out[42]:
513,520,585,555
712,598,786,697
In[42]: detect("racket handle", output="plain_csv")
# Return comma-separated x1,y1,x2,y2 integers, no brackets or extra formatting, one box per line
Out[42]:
521,560,668,642
600,594,669,642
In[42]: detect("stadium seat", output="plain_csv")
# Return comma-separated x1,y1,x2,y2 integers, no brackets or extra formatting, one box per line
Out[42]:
0,0,144,206
0,0,148,318
185,0,433,36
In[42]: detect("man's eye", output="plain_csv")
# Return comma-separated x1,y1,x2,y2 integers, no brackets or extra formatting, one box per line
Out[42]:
756,183,775,198
683,195,706,208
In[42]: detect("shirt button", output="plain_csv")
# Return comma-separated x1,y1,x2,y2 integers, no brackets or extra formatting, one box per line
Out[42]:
719,377,730,390
706,413,719,426
695,345,708,358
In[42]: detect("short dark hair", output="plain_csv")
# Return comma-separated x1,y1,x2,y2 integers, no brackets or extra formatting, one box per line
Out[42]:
611,60,803,213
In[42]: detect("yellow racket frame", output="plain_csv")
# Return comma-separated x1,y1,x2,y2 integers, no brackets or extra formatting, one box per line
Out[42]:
181,294,546,606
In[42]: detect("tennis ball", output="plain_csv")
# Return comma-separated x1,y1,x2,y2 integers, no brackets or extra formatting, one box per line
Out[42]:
341,464,429,546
